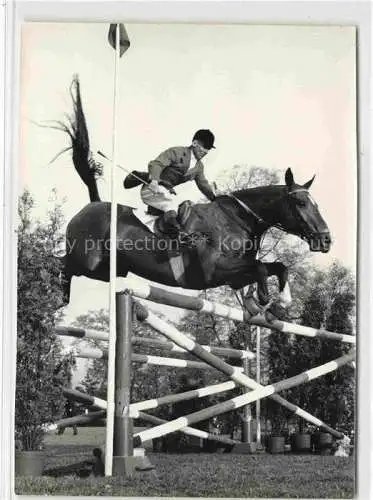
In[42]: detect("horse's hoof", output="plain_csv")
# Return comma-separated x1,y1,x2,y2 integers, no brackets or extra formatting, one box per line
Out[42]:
242,297,263,317
265,301,288,322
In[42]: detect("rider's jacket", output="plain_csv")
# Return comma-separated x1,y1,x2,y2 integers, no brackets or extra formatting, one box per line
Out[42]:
148,146,215,201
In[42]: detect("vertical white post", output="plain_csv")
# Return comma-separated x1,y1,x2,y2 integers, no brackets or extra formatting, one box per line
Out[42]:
105,23,121,477
242,356,251,443
256,326,261,446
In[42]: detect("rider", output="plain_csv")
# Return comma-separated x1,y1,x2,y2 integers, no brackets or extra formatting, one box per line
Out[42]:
140,129,217,233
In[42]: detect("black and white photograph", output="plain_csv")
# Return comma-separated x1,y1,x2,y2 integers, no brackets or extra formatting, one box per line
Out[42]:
9,14,363,497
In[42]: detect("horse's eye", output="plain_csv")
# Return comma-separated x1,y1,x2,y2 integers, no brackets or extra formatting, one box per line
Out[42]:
297,200,306,208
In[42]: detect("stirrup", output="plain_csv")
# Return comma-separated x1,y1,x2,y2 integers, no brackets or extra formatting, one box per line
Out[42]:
178,231,209,248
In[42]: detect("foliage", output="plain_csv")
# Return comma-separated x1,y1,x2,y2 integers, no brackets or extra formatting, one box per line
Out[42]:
16,190,74,450
73,307,191,411
285,262,355,434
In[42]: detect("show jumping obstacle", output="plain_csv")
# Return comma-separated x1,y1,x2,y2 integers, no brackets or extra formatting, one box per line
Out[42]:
55,291,255,460
56,280,355,474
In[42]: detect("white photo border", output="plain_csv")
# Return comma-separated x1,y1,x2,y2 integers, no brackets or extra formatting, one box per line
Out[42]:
1,1,371,499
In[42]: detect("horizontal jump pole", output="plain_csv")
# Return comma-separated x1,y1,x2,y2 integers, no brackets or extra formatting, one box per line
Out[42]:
74,347,233,371
134,350,355,445
137,412,239,447
63,388,106,409
129,380,238,417
135,302,353,439
132,353,243,371
60,389,238,446
56,325,108,341
119,278,355,344
132,336,253,359
56,326,252,359
63,380,238,417
47,410,106,432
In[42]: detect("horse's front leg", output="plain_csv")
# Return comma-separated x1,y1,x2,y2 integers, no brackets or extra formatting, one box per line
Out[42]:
261,261,292,320
230,261,271,317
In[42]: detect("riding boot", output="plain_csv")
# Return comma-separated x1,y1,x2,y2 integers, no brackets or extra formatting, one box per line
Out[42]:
163,210,181,236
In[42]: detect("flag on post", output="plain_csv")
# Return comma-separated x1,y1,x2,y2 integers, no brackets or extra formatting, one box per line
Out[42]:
108,24,130,56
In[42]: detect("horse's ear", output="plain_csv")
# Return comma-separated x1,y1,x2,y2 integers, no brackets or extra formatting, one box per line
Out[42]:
285,168,294,189
303,175,315,190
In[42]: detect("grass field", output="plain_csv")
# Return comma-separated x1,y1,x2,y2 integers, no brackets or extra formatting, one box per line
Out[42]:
14,427,355,498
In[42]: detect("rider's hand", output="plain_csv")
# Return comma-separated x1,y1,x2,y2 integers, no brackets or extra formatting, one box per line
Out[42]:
149,180,162,193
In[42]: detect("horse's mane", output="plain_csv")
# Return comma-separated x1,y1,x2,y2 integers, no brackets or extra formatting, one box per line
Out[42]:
230,184,287,205
234,185,285,197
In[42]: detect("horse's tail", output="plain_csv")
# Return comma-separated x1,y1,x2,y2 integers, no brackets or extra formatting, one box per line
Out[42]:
52,75,103,202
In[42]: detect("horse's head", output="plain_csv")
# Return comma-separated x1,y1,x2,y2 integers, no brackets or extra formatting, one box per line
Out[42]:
279,168,331,253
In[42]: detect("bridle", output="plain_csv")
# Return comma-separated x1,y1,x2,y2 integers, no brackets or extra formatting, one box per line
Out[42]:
229,188,314,241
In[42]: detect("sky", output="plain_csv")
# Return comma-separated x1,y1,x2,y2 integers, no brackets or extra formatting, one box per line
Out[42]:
19,22,357,328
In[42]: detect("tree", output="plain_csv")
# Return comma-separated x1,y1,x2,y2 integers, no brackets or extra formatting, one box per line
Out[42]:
73,306,181,410
286,262,355,434
16,190,74,450
72,309,109,398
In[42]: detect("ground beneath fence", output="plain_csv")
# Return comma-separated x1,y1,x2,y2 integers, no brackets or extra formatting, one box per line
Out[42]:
14,427,355,498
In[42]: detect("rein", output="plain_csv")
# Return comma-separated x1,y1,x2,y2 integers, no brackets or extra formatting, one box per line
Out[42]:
228,188,312,238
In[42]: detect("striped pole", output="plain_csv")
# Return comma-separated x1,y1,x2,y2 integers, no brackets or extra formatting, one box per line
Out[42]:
74,348,244,372
63,388,106,410
56,326,253,359
56,326,108,341
132,354,231,371
132,336,253,359
59,390,238,446
120,278,356,344
129,380,237,417
63,381,238,417
137,412,239,447
241,355,251,443
48,410,106,432
133,350,355,445
135,302,353,438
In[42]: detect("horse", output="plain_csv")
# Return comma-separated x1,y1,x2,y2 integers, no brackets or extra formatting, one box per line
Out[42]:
56,77,331,316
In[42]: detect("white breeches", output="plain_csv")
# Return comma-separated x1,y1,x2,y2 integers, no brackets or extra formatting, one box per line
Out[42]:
140,184,185,212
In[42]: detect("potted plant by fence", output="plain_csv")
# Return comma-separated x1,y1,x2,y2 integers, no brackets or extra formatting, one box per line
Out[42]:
15,191,73,476
290,421,312,453
267,413,286,454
